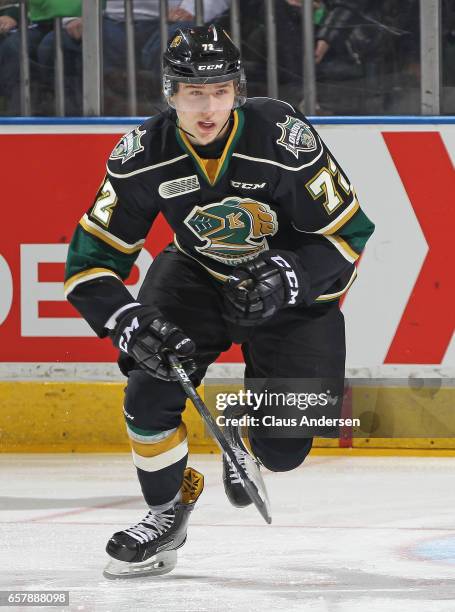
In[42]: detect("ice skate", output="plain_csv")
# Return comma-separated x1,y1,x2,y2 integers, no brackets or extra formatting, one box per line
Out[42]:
222,404,270,511
103,467,204,579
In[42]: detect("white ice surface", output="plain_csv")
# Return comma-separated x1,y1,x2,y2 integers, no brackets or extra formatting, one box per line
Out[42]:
1,454,455,612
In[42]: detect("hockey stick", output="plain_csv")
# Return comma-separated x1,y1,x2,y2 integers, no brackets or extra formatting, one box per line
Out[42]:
167,353,272,525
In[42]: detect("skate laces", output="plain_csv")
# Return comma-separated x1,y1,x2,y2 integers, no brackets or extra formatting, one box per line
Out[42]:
125,509,175,544
228,445,250,485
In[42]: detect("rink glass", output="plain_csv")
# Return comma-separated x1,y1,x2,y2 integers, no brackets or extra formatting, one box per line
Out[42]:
5,0,449,117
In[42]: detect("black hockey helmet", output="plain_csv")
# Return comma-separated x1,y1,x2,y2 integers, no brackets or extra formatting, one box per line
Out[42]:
162,24,247,109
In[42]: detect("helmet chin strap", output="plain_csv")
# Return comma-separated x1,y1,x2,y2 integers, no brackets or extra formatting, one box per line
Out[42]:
177,113,233,144
153,105,197,139
214,114,232,140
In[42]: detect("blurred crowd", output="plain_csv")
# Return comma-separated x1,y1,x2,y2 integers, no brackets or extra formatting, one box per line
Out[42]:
0,0,454,116
234,0,455,114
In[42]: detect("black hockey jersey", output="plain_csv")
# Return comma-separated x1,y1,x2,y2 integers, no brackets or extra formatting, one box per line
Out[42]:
65,98,375,336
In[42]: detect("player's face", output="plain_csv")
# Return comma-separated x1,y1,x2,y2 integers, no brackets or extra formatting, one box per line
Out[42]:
173,81,236,145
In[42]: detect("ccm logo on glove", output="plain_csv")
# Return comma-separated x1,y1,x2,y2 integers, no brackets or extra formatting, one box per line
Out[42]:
118,316,139,353
269,254,299,305
223,249,309,326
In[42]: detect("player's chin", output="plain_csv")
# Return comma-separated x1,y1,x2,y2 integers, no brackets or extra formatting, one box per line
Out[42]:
195,125,219,143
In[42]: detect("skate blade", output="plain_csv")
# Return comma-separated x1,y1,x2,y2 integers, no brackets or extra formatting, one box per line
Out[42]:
103,549,177,579
228,453,272,518
246,454,271,502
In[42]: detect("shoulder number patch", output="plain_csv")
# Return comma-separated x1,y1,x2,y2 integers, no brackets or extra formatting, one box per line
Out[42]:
110,127,146,165
276,115,317,158
90,178,117,227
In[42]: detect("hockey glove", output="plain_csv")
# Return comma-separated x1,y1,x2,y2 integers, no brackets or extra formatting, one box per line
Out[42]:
111,305,197,381
223,250,309,326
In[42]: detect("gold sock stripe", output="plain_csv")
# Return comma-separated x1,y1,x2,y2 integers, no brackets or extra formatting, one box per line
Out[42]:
129,422,187,458
132,439,188,472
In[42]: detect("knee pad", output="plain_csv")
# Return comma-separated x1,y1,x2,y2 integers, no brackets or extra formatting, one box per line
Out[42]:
123,369,188,432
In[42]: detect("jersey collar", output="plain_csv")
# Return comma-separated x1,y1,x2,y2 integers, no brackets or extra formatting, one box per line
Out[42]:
175,109,244,187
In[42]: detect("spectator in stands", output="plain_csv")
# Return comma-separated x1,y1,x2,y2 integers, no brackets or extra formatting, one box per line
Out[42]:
271,0,384,82
0,1,18,38
283,0,326,83
0,1,18,110
38,1,179,115
37,0,229,115
241,1,326,90
245,0,404,112
298,1,410,86
0,1,80,114
443,0,455,92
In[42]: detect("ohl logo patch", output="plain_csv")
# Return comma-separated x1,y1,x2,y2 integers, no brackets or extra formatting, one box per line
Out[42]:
276,115,317,158
184,197,278,266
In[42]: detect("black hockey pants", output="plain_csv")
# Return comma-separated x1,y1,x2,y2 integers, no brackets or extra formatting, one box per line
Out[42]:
122,245,346,506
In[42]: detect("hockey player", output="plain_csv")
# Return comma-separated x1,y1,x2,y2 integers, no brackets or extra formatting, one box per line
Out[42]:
65,25,374,578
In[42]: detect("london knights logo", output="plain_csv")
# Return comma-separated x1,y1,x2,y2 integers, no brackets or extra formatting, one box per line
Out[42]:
276,115,317,158
110,127,146,164
184,197,278,266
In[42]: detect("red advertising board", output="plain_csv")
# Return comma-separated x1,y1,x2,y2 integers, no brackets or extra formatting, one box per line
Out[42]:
0,131,242,362
1,124,454,366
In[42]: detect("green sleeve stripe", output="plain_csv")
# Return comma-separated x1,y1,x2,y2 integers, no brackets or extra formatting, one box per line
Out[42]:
338,209,375,254
65,225,139,281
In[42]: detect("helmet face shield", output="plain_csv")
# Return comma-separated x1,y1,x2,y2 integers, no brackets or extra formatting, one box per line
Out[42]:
163,69,247,111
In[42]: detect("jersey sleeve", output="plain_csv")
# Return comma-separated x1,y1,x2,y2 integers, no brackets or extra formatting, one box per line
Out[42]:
274,111,375,304
64,164,159,337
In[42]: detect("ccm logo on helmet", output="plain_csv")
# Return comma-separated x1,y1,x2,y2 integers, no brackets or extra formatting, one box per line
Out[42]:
270,255,299,305
198,64,224,71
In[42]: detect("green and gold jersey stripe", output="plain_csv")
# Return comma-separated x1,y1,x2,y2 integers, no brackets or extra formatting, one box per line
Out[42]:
80,214,144,254
327,234,360,262
66,225,140,283
293,195,360,237
64,267,121,297
175,109,244,186
338,208,376,254
315,267,357,302
321,207,375,264
323,197,360,236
